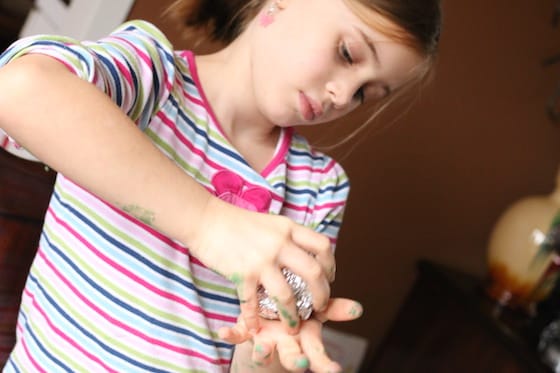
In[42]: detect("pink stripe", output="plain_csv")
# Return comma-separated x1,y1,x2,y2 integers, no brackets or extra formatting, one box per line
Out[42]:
1,136,9,149
287,158,338,173
155,111,221,170
22,286,116,372
261,128,293,177
155,111,284,205
36,247,231,365
183,52,225,138
112,36,151,66
60,178,227,276
182,90,205,107
114,36,175,93
49,207,236,323
114,58,134,86
20,332,47,373
60,178,189,256
53,58,75,74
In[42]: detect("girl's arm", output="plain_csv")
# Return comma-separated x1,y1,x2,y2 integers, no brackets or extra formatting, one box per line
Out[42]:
0,53,334,334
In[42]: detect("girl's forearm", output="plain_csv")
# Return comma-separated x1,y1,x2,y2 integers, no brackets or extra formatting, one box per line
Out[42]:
0,54,209,247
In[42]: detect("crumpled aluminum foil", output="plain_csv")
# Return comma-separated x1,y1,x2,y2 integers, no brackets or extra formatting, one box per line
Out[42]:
257,268,313,320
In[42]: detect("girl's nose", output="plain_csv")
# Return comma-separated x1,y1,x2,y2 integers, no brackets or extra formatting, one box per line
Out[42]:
326,80,355,110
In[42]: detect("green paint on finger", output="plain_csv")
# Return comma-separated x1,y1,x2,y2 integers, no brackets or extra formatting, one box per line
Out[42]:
295,357,309,369
229,273,243,286
274,297,299,328
349,302,363,317
279,308,298,328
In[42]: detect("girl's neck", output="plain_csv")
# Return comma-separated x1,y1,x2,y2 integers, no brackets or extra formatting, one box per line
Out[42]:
194,37,281,172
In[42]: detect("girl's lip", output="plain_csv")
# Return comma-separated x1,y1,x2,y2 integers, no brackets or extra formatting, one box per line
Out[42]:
299,92,322,121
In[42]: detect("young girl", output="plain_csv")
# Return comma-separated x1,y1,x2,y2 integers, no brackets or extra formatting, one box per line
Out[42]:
0,0,441,371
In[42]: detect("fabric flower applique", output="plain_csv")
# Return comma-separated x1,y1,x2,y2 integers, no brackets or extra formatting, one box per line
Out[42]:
211,170,272,213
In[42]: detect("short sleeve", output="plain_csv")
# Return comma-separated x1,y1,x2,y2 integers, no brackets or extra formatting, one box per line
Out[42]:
312,159,350,252
0,20,176,130
284,134,351,252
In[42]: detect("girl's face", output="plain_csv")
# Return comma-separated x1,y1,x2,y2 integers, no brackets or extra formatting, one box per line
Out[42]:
249,0,423,127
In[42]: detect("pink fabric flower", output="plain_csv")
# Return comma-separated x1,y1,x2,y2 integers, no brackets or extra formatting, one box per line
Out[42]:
212,170,272,213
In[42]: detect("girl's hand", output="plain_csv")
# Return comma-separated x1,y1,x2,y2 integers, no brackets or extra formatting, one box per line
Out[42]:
220,298,363,373
191,197,336,335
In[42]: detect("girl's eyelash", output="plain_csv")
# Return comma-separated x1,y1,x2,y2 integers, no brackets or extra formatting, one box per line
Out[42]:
339,41,364,103
340,42,354,64
354,87,365,103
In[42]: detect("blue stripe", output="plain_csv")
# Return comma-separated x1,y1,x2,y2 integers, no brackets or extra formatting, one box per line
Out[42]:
288,148,327,161
26,274,173,373
4,358,21,373
150,61,161,107
39,233,233,352
20,314,73,372
0,39,92,71
169,96,248,167
48,191,239,321
124,56,140,112
96,53,123,106
52,191,239,306
319,180,350,194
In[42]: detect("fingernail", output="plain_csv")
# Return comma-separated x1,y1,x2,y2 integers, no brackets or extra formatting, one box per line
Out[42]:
349,302,363,318
295,357,309,369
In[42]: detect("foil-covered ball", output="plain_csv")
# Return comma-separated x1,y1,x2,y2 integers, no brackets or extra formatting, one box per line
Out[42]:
257,268,313,320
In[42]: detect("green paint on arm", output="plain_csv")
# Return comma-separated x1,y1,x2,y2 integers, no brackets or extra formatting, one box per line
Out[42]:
229,273,243,286
230,273,248,303
121,204,155,226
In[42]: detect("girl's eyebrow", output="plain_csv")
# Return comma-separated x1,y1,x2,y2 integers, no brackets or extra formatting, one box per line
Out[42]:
354,27,380,66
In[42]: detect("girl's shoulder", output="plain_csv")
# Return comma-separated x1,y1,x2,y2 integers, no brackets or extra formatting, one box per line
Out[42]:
288,132,349,187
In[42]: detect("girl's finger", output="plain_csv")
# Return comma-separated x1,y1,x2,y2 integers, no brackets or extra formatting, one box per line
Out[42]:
300,322,342,373
276,335,309,372
236,276,260,334
290,226,335,281
260,268,300,334
217,321,249,344
314,298,363,323
251,339,274,367
278,246,330,312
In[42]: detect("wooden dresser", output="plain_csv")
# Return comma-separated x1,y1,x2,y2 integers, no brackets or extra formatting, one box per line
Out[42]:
362,260,554,373
0,149,55,366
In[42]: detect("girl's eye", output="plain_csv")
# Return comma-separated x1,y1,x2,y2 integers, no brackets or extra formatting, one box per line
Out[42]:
339,42,354,64
339,42,365,103
353,87,365,103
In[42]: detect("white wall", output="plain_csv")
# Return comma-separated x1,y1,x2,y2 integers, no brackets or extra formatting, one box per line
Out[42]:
20,0,134,40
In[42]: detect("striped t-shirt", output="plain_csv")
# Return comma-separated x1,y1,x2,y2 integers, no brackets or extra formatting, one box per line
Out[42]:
0,20,350,372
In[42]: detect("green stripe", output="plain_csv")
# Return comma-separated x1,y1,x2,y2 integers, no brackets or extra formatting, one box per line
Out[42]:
90,42,146,121
45,224,221,336
146,130,212,185
31,245,207,372
54,184,237,298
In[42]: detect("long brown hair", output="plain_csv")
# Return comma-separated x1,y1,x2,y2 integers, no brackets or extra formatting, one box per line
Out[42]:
166,0,443,148
166,0,441,55
164,0,264,45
